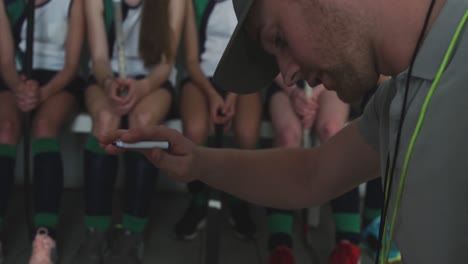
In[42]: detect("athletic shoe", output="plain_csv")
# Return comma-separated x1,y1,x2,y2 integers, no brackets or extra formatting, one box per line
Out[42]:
71,228,108,264
174,202,207,240
269,245,295,264
228,202,256,239
29,228,57,264
362,216,402,263
102,228,143,264
329,240,361,264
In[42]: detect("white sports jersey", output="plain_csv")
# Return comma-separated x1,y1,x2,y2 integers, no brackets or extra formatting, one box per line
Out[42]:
199,0,237,77
18,0,72,71
108,2,176,83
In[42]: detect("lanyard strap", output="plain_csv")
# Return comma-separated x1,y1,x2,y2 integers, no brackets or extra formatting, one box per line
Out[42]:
381,9,468,264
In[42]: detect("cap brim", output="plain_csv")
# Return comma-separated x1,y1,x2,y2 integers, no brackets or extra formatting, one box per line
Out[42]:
213,0,279,94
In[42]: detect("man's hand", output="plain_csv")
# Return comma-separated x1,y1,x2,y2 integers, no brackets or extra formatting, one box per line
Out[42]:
99,126,200,182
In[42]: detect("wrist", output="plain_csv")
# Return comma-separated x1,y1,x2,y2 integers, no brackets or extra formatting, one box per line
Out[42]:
102,76,114,92
207,90,219,101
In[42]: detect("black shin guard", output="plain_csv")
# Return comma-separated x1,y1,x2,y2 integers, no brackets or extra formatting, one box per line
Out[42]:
33,152,64,216
84,150,118,216
0,155,15,219
124,152,158,218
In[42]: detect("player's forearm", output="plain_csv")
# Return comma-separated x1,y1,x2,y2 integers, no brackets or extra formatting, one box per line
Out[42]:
0,3,20,91
93,58,114,88
41,67,76,96
186,60,217,98
196,147,322,210
143,62,172,92
0,64,20,91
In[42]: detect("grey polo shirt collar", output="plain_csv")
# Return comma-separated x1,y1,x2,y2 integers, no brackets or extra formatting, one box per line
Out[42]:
412,0,468,81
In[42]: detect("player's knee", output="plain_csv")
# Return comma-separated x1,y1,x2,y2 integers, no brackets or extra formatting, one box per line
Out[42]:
236,128,259,149
276,126,301,148
130,111,154,128
33,116,60,138
317,121,342,142
184,122,208,145
0,119,20,144
93,110,119,135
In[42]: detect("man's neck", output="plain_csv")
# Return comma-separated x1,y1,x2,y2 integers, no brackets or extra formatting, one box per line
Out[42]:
371,0,447,76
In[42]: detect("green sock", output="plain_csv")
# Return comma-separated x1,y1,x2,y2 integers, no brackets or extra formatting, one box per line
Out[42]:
32,138,59,155
34,213,58,228
0,143,17,158
268,213,293,235
123,214,147,233
85,135,107,154
85,215,112,231
333,212,361,244
334,213,361,233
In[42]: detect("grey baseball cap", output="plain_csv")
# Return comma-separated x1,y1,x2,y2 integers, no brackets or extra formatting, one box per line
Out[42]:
213,0,279,94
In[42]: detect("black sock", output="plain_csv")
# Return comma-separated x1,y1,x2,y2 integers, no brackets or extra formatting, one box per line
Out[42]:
32,138,63,229
84,135,118,230
0,144,16,226
364,178,383,227
123,152,158,224
188,181,208,207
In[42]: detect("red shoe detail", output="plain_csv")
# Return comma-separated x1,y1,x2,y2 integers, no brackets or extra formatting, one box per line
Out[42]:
269,246,295,264
329,240,360,264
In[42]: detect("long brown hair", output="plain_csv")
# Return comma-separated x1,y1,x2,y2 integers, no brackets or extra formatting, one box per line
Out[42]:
139,0,173,67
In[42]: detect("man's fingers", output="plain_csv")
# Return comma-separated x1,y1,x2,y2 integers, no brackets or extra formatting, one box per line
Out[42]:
102,143,127,155
148,149,191,182
124,126,173,144
125,126,173,142
99,129,129,145
101,126,187,155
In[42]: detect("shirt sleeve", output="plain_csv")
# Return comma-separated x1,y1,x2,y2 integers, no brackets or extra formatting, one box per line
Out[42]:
356,79,394,153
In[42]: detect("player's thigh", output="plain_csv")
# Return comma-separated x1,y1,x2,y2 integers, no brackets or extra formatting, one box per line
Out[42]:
233,92,262,148
180,81,210,144
32,91,77,138
269,92,302,148
129,87,172,128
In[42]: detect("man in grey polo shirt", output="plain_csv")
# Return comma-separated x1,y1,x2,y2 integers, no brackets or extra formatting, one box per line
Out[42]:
101,0,468,262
